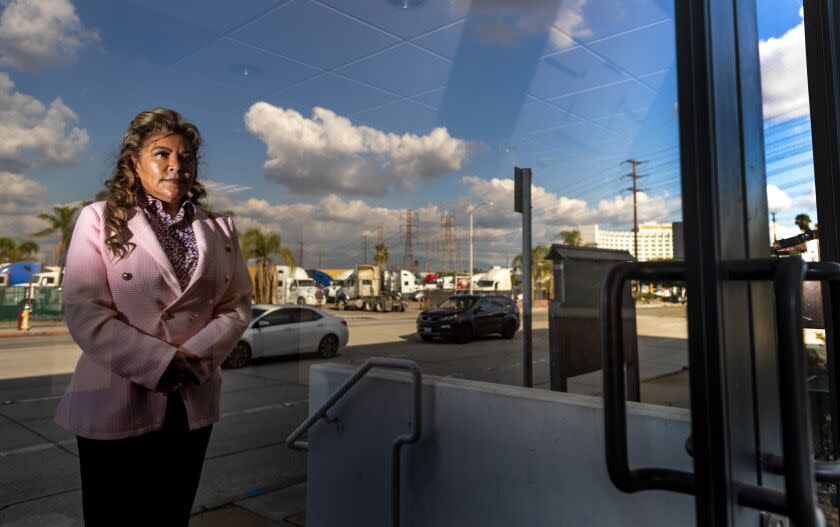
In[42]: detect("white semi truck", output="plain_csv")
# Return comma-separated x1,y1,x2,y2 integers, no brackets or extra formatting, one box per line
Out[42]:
277,265,320,305
335,264,407,312
472,266,513,293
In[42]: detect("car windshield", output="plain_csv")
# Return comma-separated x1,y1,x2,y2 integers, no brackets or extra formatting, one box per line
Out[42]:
438,297,476,311
296,279,315,287
251,307,268,319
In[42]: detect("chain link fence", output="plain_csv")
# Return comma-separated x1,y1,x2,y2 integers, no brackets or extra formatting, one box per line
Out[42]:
0,286,64,321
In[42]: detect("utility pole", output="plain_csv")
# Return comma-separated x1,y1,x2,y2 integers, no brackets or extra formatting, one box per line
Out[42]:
298,241,304,268
622,159,647,260
771,211,778,242
469,202,493,294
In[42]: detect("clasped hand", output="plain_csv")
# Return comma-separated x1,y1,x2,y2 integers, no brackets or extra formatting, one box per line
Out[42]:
156,350,206,392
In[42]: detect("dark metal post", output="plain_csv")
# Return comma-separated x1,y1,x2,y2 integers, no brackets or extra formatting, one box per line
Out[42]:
515,167,533,387
804,0,840,491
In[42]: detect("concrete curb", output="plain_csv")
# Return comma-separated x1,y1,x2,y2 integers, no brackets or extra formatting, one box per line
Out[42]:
0,329,69,338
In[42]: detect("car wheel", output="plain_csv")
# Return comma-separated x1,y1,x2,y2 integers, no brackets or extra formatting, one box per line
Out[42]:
222,341,252,369
297,297,306,305
336,299,346,311
455,324,473,344
501,320,517,339
318,334,339,358
374,302,383,312
420,334,434,342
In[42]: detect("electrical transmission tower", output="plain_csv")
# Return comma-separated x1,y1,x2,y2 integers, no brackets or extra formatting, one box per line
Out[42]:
361,235,369,263
622,159,647,260
402,210,417,271
441,212,457,276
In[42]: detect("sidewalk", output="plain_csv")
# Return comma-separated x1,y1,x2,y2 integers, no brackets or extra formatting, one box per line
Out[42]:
0,321,68,338
190,483,306,527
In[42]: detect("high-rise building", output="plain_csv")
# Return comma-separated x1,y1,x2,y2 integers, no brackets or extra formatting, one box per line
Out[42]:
576,223,674,261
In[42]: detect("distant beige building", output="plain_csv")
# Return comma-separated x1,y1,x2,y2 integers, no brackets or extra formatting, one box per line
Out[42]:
577,224,674,261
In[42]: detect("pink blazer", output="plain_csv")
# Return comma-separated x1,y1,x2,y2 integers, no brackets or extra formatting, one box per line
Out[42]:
55,201,253,439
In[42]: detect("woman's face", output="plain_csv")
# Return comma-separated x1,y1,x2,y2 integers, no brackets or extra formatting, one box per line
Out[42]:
134,133,196,209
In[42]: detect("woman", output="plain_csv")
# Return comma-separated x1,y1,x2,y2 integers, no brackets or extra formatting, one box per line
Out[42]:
55,108,252,526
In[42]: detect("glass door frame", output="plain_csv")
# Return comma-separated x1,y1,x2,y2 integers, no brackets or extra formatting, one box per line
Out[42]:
676,0,777,524
805,0,840,474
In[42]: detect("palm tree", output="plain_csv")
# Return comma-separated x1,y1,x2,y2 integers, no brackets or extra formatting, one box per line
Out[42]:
241,228,295,304
558,229,582,246
374,242,389,267
512,244,552,302
0,238,39,262
795,213,813,233
32,205,80,266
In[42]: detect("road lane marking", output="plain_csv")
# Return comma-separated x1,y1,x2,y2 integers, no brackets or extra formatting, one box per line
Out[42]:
0,395,63,405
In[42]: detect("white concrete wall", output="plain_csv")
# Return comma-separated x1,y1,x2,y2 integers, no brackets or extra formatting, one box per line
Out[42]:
305,363,694,527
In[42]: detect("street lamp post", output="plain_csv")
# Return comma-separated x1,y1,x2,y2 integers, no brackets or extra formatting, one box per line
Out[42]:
468,201,494,295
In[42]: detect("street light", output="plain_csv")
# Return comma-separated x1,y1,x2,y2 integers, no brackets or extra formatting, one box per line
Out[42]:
468,201,494,295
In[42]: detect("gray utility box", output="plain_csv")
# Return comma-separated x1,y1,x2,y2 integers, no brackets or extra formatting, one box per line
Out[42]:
546,245,640,401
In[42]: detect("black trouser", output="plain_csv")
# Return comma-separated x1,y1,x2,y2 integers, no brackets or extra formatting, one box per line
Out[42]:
76,395,213,527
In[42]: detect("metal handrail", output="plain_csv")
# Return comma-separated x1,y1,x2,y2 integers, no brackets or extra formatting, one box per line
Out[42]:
285,357,422,527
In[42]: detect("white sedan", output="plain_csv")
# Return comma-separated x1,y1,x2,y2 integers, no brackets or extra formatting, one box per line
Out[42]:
222,304,349,368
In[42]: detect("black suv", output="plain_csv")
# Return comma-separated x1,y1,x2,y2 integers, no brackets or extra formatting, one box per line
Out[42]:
416,294,520,343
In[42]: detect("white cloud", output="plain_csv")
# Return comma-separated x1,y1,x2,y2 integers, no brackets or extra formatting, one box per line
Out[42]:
0,170,54,260
458,175,680,230
767,184,792,212
759,8,809,121
244,103,470,196
457,0,589,48
0,72,89,170
0,170,45,214
0,0,97,71
0,0,98,71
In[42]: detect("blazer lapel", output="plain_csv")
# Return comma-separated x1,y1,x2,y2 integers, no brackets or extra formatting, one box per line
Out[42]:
126,207,182,294
181,206,211,297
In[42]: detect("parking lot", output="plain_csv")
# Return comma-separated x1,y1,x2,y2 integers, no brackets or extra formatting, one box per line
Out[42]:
0,302,688,525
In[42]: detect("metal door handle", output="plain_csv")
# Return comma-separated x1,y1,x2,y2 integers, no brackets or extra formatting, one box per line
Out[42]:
602,258,836,525
601,261,694,495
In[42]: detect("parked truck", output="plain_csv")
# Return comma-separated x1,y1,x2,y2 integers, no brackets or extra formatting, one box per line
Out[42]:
335,264,406,312
277,265,320,305
326,269,353,302
0,261,41,287
473,266,513,293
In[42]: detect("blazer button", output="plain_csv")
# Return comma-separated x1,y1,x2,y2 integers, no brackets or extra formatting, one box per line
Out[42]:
225,244,232,252
122,272,132,280
189,312,198,321
224,275,230,283
161,311,173,321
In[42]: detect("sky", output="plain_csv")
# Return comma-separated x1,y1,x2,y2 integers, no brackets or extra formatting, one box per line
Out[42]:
0,0,815,269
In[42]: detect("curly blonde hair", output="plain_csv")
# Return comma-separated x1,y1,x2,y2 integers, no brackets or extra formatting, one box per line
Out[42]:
103,108,206,259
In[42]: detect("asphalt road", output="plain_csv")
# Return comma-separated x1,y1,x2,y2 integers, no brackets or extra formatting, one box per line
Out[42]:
0,304,687,526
